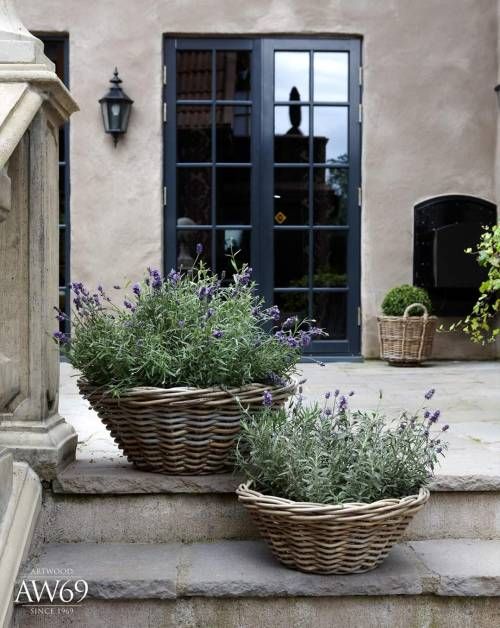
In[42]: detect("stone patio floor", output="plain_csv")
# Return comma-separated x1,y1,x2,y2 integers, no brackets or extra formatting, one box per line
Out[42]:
60,360,500,487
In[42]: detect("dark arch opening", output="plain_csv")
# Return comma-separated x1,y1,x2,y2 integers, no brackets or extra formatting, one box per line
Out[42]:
414,194,497,316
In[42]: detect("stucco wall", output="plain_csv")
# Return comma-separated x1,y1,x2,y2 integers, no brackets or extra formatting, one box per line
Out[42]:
17,0,498,359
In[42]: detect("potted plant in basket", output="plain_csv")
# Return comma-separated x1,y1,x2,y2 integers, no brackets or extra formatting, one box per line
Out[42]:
236,388,449,575
377,284,436,365
53,247,324,475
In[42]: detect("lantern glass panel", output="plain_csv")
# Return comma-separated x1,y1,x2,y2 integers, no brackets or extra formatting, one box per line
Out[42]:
109,102,122,131
100,101,110,132
121,103,131,132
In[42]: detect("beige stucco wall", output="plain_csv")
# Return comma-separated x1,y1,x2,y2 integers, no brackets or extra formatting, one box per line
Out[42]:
17,0,498,359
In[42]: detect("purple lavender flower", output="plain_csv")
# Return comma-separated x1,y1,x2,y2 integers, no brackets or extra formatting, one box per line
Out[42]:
441,424,449,432
54,307,67,322
251,306,261,318
262,390,273,407
265,305,280,321
149,270,162,290
424,388,435,400
234,266,253,287
348,391,355,397
298,331,312,347
132,283,141,297
429,410,441,423
334,389,340,397
167,269,181,284
424,410,431,419
205,307,215,319
338,395,348,412
436,447,443,454
212,329,223,339
266,372,286,387
53,331,69,344
178,320,185,328
196,242,204,255
282,316,298,330
325,391,331,399
73,296,82,311
113,285,121,290
124,299,135,311
273,330,287,344
323,407,332,417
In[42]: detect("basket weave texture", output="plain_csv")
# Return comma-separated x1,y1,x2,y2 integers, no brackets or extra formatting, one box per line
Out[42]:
237,482,429,574
378,303,437,365
78,379,295,475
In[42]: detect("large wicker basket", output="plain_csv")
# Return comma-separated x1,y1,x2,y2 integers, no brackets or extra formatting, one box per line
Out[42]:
377,303,437,365
237,482,429,574
78,380,295,475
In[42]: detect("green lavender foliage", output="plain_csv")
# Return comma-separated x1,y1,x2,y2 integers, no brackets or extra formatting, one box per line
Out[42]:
236,391,448,504
56,256,324,392
381,285,432,317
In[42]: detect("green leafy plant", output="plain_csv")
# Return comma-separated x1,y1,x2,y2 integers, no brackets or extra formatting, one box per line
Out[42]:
53,247,325,392
236,389,448,504
381,285,432,317
448,224,499,344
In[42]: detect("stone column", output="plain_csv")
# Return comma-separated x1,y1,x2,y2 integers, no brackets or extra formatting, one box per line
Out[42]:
0,0,79,478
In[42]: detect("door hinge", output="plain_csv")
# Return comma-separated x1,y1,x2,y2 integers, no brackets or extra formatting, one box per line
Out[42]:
357,306,362,326
358,66,363,86
163,102,167,123
163,65,167,86
358,187,362,207
163,186,167,206
358,103,363,123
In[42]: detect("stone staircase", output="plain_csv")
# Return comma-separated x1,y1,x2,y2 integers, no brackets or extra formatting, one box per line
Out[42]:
13,459,500,628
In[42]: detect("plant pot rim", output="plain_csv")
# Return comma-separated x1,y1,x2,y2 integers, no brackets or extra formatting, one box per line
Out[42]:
78,377,296,396
77,378,296,409
237,480,430,521
377,315,437,321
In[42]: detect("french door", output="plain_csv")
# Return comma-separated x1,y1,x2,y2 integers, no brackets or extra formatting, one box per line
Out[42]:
164,37,361,356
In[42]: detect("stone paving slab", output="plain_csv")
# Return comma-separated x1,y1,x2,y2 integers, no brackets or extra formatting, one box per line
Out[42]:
410,539,500,597
22,543,180,599
177,540,433,597
53,461,241,494
20,539,500,600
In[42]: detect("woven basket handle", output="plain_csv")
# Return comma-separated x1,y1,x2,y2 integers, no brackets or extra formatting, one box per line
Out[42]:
403,303,428,319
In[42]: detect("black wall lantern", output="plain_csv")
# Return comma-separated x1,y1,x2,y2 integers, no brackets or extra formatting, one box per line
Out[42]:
99,68,133,145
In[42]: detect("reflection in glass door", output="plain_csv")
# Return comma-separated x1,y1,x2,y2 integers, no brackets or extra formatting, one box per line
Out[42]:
164,38,361,356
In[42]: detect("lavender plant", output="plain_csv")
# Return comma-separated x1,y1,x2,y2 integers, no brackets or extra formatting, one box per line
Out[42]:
53,248,325,392
236,388,449,504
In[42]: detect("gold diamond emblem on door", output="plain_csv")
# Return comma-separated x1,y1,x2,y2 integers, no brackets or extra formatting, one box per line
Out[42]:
274,211,287,224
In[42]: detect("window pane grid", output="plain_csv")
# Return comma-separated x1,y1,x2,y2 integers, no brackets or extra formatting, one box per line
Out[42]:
175,47,254,274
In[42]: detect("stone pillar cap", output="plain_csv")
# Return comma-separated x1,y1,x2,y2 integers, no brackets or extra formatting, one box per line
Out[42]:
0,0,52,67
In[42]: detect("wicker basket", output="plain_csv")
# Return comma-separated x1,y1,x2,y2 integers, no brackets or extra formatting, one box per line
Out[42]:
237,482,429,574
78,379,295,475
377,303,437,365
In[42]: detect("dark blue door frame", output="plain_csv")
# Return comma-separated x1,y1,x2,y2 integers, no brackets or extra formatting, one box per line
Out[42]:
163,37,362,358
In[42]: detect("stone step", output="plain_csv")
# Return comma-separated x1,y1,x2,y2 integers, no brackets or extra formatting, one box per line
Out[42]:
33,460,500,545
14,539,500,627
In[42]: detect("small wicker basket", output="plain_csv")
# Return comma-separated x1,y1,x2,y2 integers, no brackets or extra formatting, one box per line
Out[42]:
237,482,429,574
377,303,437,365
78,379,295,475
